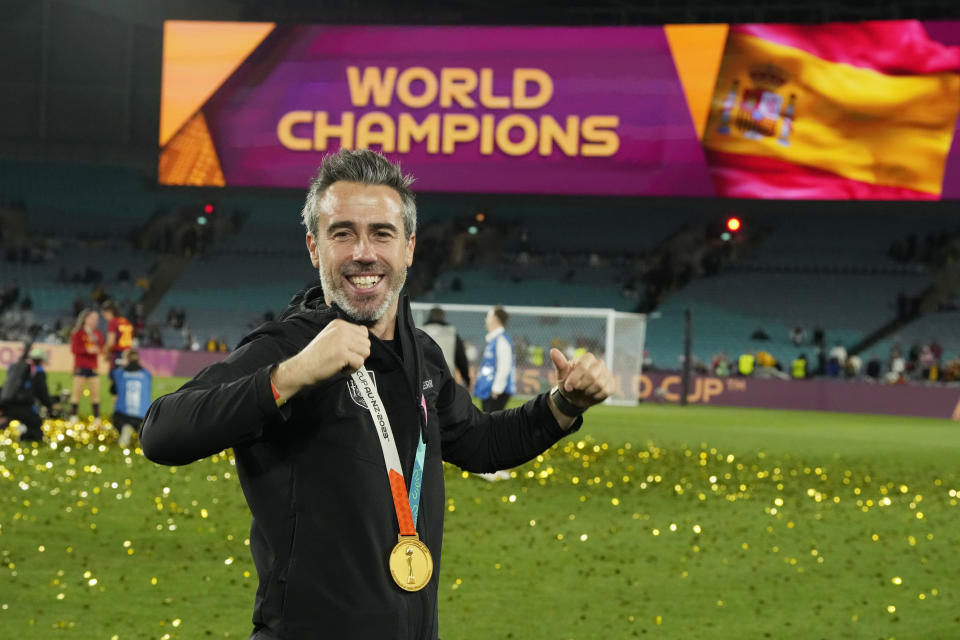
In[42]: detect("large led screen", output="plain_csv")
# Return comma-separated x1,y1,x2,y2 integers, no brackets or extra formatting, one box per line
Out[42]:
159,21,960,199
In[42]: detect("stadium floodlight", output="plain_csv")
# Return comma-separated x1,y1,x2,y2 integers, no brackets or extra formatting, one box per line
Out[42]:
411,302,646,406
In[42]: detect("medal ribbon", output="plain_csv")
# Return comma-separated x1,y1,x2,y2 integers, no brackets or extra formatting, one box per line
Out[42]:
351,366,424,536
409,395,427,524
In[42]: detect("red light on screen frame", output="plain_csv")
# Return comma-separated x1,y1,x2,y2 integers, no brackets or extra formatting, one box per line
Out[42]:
726,217,741,232
204,203,214,214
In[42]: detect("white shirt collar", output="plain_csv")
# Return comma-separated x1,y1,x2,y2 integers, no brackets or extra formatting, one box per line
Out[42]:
485,326,505,342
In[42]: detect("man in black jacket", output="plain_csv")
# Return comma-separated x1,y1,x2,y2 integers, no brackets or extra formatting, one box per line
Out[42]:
139,149,615,640
0,347,54,442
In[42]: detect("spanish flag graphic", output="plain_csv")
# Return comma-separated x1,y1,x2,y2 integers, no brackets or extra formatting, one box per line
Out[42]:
702,21,960,199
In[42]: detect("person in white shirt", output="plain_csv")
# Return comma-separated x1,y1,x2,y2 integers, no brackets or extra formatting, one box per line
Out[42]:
474,306,516,412
829,341,847,367
473,306,516,481
421,306,471,388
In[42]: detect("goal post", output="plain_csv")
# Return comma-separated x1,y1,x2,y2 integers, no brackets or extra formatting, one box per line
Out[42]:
410,302,646,406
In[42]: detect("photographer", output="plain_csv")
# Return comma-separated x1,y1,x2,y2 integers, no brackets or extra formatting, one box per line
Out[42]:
0,347,54,442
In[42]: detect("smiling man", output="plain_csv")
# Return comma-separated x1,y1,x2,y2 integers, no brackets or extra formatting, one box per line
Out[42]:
308,179,413,327
139,149,616,640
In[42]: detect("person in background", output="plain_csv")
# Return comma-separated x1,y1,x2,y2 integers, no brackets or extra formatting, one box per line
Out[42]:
528,344,544,368
70,309,103,424
930,339,944,363
885,347,907,383
829,341,848,369
755,350,788,380
473,305,516,481
712,352,730,377
111,349,152,448
918,345,936,380
101,300,134,394
791,353,808,379
474,305,515,412
738,351,755,377
421,306,471,388
756,350,778,370
0,347,54,442
845,353,863,378
789,324,806,345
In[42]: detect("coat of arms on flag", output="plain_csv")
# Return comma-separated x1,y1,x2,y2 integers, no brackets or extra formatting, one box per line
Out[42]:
716,64,796,146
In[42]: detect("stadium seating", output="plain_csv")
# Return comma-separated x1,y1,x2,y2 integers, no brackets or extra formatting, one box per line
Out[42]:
158,252,316,347
6,243,152,321
642,205,942,368
496,199,704,254
1,162,184,236
6,161,957,369
873,309,960,361
423,265,633,311
648,271,933,368
739,207,950,270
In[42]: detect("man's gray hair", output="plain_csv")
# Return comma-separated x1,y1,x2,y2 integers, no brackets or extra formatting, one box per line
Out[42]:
301,148,417,239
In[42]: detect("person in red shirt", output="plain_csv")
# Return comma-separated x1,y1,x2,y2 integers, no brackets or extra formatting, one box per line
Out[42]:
70,308,103,423
101,301,134,376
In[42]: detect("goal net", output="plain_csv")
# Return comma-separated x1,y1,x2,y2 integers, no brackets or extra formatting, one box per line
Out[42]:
410,302,646,406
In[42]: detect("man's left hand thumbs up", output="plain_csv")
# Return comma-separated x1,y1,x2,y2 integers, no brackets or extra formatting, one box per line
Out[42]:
548,348,616,423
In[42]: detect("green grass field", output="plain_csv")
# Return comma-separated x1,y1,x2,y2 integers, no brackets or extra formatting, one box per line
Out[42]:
1,373,959,639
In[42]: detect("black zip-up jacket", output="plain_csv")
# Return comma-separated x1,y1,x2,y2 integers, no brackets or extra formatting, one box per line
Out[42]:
1,363,52,411
139,287,581,639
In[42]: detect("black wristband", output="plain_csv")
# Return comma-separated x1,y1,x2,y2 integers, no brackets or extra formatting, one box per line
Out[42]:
550,385,585,418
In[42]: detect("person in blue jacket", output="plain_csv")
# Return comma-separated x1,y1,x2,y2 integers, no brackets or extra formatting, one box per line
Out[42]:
474,305,516,412
111,349,152,448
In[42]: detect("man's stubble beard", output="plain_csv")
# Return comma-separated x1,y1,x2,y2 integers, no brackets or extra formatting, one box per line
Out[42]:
318,261,407,325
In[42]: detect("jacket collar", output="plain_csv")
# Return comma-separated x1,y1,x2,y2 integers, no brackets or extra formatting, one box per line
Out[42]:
485,326,505,342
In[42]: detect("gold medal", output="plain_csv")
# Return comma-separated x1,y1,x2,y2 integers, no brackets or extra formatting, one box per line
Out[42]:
389,534,433,592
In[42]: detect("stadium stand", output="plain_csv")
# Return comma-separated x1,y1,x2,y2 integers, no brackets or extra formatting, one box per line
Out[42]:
419,199,710,311
158,252,316,348
646,272,931,369
423,264,630,310
876,308,960,361
736,207,953,271
0,162,196,236
639,206,950,369
7,243,149,318
4,159,959,383
496,199,705,254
